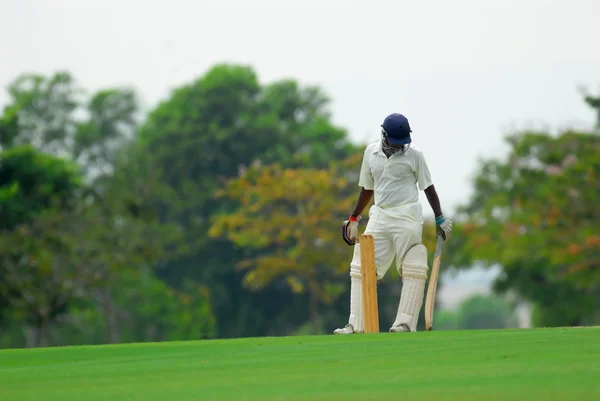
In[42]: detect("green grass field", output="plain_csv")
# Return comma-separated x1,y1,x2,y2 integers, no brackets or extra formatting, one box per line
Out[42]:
1,327,599,401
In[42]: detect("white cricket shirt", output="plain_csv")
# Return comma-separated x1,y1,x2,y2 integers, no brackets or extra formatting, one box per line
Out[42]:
358,141,433,208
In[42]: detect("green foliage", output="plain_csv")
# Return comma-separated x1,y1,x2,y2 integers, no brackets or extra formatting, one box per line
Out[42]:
456,294,518,329
100,270,216,343
429,310,461,330
135,63,359,228
0,209,87,347
1,71,140,183
2,71,83,152
457,98,600,326
73,87,139,179
0,64,361,345
131,63,360,338
0,104,20,149
136,63,263,210
0,176,187,347
0,71,183,347
255,79,356,167
209,156,361,333
0,145,82,229
583,92,600,129
0,147,84,344
433,294,518,330
0,269,216,348
2,62,596,348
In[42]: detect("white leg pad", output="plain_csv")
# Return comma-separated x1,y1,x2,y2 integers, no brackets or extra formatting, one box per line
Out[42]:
391,244,428,332
347,268,364,333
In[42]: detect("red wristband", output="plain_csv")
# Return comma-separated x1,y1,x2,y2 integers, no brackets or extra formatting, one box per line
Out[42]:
349,215,358,222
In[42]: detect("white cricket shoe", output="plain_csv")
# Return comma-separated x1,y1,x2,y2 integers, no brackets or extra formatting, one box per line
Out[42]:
333,324,357,334
389,324,411,333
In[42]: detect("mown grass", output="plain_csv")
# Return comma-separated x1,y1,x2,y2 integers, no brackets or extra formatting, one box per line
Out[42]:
1,327,599,400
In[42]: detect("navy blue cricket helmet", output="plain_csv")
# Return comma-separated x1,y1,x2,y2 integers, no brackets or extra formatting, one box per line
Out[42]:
381,113,412,145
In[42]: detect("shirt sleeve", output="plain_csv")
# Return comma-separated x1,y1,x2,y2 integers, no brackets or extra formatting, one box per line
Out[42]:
416,151,433,191
358,148,374,190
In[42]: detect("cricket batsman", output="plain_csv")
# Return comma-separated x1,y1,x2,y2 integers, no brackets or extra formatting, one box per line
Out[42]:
334,113,452,334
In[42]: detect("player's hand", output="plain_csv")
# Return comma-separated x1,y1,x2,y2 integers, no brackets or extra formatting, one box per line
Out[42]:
342,215,361,245
435,215,452,240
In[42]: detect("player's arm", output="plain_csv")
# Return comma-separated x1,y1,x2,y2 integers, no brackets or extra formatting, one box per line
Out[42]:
424,185,443,218
350,187,373,218
342,187,373,246
341,147,374,245
352,146,375,218
417,153,452,240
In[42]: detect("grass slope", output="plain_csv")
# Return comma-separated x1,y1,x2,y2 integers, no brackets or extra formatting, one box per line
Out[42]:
1,327,599,401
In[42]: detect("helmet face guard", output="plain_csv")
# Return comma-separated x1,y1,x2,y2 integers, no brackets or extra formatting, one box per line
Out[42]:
381,128,410,155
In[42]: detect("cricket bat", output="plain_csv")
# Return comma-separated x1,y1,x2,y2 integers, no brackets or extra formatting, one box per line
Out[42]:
424,234,444,331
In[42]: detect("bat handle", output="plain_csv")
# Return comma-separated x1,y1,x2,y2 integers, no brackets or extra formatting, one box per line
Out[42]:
434,234,444,257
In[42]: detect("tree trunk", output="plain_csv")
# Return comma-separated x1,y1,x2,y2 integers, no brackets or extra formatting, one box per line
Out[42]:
309,294,319,335
25,320,44,348
100,290,120,343
146,325,158,342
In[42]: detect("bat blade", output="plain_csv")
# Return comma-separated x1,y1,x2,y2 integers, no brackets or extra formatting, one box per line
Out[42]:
424,235,444,331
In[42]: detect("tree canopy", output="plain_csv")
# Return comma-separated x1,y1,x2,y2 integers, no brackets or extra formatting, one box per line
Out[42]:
0,63,598,347
456,121,599,326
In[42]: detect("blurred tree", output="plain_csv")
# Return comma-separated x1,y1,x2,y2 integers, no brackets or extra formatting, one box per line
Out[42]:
70,198,181,344
457,105,600,326
582,92,600,129
0,104,20,150
1,71,140,183
457,294,517,329
255,79,356,167
0,146,83,346
0,205,183,347
47,268,216,346
0,210,84,347
0,72,185,347
0,145,82,229
113,272,216,342
1,72,83,153
132,63,360,338
74,88,139,182
427,310,460,330
209,155,360,333
423,294,517,331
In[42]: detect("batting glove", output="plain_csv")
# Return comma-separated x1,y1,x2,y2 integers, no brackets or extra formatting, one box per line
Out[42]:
342,215,361,246
435,214,453,240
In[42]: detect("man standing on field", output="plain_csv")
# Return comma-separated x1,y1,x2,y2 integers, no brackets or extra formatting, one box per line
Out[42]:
335,113,452,334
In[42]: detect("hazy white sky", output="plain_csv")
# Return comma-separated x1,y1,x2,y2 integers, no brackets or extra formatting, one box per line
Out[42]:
2,0,599,215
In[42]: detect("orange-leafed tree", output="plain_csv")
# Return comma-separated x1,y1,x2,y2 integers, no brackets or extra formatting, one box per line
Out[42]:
456,126,600,326
209,153,364,334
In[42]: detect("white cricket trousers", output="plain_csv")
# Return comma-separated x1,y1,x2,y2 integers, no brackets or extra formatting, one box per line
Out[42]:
351,201,424,279
347,201,424,332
